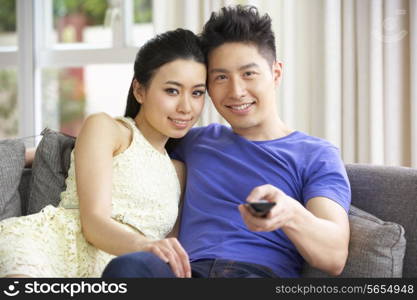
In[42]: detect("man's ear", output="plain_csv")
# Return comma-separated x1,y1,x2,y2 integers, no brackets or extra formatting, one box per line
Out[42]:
132,79,145,104
272,61,283,86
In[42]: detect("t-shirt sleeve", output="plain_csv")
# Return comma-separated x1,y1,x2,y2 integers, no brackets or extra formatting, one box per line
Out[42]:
302,146,351,212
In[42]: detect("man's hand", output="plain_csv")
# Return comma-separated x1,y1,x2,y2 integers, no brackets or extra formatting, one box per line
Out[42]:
140,238,191,278
238,184,301,232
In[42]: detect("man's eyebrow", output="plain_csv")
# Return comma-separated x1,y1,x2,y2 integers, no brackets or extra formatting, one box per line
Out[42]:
165,81,206,88
238,63,259,70
209,68,228,74
209,63,260,74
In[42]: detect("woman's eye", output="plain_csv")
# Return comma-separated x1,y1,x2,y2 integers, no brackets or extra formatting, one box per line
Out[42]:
165,88,179,95
193,90,206,97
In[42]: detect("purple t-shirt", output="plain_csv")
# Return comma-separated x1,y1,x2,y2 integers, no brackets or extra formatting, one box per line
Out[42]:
171,123,351,277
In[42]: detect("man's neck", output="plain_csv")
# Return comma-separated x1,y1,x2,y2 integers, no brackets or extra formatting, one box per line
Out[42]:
232,117,294,141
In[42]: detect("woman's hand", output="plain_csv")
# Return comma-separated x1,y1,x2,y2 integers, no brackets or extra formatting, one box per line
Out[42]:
140,237,191,278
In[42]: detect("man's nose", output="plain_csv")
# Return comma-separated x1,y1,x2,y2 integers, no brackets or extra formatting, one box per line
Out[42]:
228,77,246,100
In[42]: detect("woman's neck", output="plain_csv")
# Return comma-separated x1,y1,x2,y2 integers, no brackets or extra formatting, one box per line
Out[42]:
134,114,168,154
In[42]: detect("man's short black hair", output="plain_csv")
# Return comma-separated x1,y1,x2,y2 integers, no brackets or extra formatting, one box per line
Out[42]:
200,5,276,66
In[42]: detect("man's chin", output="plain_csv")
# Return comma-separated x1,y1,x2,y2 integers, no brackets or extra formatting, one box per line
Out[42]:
222,114,253,126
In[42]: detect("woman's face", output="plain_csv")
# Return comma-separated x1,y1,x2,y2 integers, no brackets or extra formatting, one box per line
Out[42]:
135,59,206,139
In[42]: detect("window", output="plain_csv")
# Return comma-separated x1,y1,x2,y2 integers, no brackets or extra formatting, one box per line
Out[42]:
0,0,153,142
0,0,17,138
42,64,132,136
0,68,18,138
0,0,17,47
52,0,111,46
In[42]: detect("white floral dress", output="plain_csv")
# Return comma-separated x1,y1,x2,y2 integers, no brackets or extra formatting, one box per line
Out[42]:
0,117,181,277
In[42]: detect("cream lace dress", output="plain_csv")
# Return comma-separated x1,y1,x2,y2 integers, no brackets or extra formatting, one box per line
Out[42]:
0,117,181,277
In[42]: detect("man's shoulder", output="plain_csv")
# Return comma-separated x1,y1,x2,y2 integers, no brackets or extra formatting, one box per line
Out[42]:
172,123,228,158
277,131,341,167
187,123,229,139
294,131,339,152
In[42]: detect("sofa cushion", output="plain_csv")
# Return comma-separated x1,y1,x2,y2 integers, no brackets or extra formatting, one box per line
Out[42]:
302,205,406,278
19,168,33,216
345,163,417,277
0,139,25,220
27,128,75,214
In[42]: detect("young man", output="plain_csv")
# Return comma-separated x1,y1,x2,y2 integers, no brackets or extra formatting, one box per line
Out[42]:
102,5,351,278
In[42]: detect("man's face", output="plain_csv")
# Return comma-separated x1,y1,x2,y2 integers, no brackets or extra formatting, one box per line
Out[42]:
207,42,282,135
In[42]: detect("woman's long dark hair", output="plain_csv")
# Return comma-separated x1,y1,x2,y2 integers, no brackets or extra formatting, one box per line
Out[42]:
124,28,205,153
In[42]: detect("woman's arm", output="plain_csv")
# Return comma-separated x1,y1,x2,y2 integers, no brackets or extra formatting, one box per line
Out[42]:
75,114,190,277
75,113,150,256
25,148,36,167
166,159,186,238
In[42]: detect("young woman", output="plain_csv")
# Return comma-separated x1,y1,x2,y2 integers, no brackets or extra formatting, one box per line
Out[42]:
0,28,206,278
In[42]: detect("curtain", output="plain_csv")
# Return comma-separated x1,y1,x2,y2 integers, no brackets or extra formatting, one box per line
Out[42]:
153,0,416,168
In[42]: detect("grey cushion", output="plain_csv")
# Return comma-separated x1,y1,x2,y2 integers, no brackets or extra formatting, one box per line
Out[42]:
302,205,406,278
27,128,75,214
18,168,33,216
345,163,417,277
0,139,25,220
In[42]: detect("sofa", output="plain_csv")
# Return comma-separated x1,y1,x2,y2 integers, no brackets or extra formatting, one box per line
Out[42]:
1,128,416,278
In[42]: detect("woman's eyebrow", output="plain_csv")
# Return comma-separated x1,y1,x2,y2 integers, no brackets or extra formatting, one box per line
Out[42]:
164,81,206,88
164,81,182,86
193,83,206,88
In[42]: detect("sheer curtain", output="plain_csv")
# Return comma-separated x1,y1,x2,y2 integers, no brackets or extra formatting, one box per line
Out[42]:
154,0,416,168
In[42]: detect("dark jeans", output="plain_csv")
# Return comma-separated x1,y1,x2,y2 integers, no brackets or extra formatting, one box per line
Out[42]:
102,252,278,278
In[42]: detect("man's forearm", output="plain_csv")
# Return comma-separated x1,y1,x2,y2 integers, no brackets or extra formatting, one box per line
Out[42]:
282,202,349,276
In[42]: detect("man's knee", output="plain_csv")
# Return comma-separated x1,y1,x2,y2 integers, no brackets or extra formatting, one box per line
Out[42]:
102,252,173,278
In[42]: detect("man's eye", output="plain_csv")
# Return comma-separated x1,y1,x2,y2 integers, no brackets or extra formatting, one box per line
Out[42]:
165,88,179,95
244,71,255,77
215,74,227,81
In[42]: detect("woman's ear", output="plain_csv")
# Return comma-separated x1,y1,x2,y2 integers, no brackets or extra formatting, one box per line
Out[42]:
133,79,144,104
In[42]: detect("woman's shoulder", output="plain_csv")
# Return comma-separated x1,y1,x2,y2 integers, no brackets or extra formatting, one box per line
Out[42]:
81,113,128,136
83,112,118,127
76,113,128,152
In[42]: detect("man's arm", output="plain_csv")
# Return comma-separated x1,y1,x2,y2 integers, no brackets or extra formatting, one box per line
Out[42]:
239,184,350,276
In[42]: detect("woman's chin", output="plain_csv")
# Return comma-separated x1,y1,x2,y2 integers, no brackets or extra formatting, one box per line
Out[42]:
165,128,189,139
